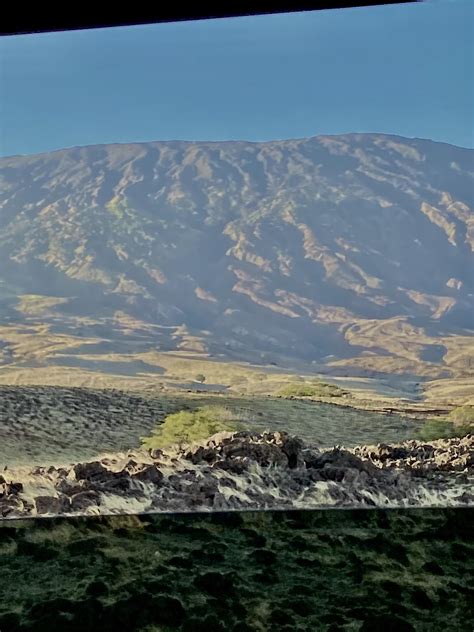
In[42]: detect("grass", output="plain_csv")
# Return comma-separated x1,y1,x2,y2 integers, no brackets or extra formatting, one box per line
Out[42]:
447,404,474,426
16,294,69,317
416,404,474,441
0,386,423,467
0,509,472,631
416,418,472,442
275,381,348,399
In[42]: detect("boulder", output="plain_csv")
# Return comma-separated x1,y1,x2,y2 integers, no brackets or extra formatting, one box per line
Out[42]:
221,440,288,468
130,465,163,485
0,496,24,517
0,480,23,497
70,490,102,512
149,448,164,460
307,448,378,475
280,435,305,469
186,446,218,465
74,461,109,481
35,495,67,515
74,461,132,492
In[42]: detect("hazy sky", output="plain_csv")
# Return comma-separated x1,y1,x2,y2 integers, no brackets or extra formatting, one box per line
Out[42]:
1,1,473,157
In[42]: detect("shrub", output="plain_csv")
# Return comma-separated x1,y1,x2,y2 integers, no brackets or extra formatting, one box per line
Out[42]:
447,405,474,426
141,405,243,449
276,382,347,398
416,417,472,442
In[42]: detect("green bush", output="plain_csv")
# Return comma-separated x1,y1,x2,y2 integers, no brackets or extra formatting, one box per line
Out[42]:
447,405,474,426
276,382,347,398
141,405,243,449
416,417,472,442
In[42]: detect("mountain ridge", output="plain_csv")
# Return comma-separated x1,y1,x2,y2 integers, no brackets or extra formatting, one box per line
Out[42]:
3,131,473,161
0,132,473,383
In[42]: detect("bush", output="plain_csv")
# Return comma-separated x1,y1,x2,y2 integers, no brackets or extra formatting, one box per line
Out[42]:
416,417,472,442
447,405,474,426
141,405,243,449
276,382,347,398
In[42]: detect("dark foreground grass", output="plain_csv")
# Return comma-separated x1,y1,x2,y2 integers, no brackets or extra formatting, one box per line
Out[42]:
0,508,473,631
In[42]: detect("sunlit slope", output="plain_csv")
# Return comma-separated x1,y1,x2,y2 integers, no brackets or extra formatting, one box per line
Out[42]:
0,133,473,379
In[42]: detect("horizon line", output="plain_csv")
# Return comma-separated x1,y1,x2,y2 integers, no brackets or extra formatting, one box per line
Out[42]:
2,131,473,161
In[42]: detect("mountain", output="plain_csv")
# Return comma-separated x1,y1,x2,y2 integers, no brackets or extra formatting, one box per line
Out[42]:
0,133,473,381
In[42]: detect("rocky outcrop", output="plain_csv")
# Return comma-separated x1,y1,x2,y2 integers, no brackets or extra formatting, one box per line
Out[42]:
1,431,472,518
0,477,26,517
350,435,474,472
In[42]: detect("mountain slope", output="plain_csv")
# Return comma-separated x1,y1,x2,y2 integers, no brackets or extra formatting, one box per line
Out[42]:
0,133,473,380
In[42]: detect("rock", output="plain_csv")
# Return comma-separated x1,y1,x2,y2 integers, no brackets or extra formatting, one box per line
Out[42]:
2,430,473,518
2,481,24,495
221,439,288,467
70,490,101,511
74,461,132,492
0,496,24,517
280,435,305,468
130,464,163,485
56,480,86,496
187,478,219,505
213,459,248,475
35,495,69,515
307,448,378,475
350,435,473,474
149,448,164,459
74,461,109,481
186,446,218,465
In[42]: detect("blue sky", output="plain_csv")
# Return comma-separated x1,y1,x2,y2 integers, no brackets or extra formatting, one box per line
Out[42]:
0,0,473,157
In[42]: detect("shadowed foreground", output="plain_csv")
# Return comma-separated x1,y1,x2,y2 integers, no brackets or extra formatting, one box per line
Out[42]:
0,508,472,631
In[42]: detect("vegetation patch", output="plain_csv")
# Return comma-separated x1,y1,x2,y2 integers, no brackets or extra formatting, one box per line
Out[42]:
105,196,126,220
447,405,474,426
417,404,474,441
0,509,472,632
416,417,472,442
16,295,69,317
276,382,348,399
141,405,247,449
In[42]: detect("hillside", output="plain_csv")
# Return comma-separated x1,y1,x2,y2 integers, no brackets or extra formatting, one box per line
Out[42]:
0,133,473,385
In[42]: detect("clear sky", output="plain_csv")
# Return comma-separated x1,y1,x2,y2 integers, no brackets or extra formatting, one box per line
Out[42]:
0,0,473,157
